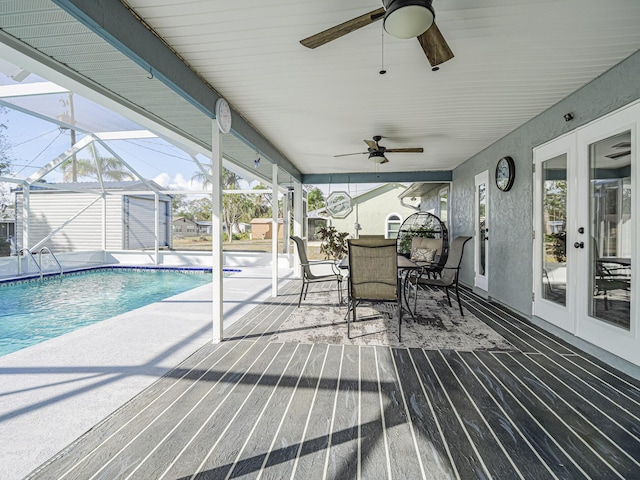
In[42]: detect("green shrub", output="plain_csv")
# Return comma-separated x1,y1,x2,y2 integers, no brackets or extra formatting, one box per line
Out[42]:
0,238,9,257
317,226,349,260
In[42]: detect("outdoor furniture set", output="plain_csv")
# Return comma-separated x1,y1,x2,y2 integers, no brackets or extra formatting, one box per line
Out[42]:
291,211,471,340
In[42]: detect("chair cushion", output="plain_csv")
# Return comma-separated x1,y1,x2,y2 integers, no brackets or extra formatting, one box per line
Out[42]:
411,237,442,255
411,247,437,262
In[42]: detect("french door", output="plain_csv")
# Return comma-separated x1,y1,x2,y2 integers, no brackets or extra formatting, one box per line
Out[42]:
474,171,489,291
533,102,638,365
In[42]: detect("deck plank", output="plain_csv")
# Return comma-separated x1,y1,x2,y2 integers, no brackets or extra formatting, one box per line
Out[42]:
324,344,359,480
227,343,314,479
259,343,329,480
477,351,623,478
376,346,425,479
289,344,342,480
460,351,588,479
426,350,521,479
358,345,388,480
394,348,456,479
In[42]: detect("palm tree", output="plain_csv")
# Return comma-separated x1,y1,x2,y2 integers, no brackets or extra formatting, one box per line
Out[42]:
61,152,134,182
191,166,240,190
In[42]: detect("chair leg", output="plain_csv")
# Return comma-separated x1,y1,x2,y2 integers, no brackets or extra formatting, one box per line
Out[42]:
349,302,356,339
444,287,452,307
297,280,305,307
455,283,464,316
303,282,310,300
397,294,402,342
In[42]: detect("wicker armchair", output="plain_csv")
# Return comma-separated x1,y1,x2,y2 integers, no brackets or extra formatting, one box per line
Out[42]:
291,236,343,307
347,238,402,341
409,236,471,316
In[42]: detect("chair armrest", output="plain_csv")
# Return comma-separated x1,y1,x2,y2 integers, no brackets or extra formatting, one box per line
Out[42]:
302,259,342,276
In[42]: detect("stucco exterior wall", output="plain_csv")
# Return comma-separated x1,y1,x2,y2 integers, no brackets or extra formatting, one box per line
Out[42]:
329,184,415,238
451,50,640,315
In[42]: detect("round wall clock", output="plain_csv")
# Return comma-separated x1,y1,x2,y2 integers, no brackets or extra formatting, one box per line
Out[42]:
495,156,515,192
215,97,232,134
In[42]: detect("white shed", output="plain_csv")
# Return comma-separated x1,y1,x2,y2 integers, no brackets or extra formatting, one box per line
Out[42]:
14,181,172,252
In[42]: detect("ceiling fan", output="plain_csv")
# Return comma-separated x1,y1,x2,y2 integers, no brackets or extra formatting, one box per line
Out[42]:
335,135,423,164
605,141,631,159
300,0,453,68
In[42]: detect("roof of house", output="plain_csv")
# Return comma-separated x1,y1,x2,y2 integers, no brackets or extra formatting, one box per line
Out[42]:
14,180,167,193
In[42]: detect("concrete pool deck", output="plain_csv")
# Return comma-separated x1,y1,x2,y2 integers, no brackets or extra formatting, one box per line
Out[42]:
0,264,293,480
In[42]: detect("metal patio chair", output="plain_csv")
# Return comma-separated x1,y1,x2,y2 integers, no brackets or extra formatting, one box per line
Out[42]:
409,236,471,316
291,235,343,307
347,238,402,341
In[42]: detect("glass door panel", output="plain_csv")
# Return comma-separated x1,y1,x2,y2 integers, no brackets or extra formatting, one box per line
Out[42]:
542,154,567,306
474,171,489,291
588,131,632,329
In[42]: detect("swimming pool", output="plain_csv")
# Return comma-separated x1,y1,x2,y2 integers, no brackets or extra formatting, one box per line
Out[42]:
0,268,228,356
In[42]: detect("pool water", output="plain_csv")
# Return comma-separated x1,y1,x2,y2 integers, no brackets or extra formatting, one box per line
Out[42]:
0,269,215,356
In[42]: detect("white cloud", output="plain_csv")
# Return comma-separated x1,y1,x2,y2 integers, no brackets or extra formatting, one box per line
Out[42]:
154,172,208,193
153,172,171,188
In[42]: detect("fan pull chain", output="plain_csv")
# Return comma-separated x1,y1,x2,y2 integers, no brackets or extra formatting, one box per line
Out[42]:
379,24,386,75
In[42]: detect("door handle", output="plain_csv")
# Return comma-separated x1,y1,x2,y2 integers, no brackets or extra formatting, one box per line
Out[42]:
574,242,584,249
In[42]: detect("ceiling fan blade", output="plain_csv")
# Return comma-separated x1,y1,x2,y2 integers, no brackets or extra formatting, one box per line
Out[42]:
334,151,368,157
605,151,631,159
300,7,385,49
417,22,454,67
364,139,378,150
385,148,424,153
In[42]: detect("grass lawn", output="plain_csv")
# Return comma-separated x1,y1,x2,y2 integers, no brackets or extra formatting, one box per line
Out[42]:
172,237,324,259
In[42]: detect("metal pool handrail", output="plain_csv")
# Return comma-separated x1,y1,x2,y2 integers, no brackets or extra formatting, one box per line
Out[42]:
17,248,43,279
38,247,64,278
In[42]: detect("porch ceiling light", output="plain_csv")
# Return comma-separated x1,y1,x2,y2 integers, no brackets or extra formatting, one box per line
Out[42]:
383,0,435,39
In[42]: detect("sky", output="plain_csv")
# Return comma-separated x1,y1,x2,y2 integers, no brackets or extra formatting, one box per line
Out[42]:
0,66,382,202
2,105,211,192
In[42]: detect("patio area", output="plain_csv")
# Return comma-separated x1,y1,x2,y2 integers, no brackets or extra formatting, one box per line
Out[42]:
26,280,640,479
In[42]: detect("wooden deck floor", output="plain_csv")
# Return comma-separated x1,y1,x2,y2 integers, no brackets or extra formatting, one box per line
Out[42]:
28,281,640,479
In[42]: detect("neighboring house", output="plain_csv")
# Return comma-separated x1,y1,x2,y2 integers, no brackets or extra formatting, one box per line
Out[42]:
14,181,172,252
173,216,199,237
307,209,328,241
173,219,249,237
196,221,212,235
250,218,284,240
321,183,416,239
0,205,15,241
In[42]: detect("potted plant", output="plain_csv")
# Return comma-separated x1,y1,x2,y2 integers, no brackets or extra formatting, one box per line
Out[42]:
317,226,349,260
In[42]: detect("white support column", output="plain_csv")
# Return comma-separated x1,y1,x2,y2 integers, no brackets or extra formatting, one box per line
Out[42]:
293,181,303,278
154,192,159,265
211,122,224,343
22,185,30,250
101,193,107,252
283,189,290,256
272,163,279,297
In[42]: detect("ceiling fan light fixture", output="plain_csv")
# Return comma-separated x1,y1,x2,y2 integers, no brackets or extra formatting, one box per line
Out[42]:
383,0,434,39
369,151,387,162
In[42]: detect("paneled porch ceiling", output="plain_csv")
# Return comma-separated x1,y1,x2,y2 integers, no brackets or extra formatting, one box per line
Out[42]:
1,0,640,184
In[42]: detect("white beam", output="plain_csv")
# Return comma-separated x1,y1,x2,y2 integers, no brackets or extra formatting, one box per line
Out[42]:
154,192,159,265
94,130,157,141
0,82,68,98
272,163,279,297
293,181,303,278
94,137,159,193
26,135,93,184
211,122,224,343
